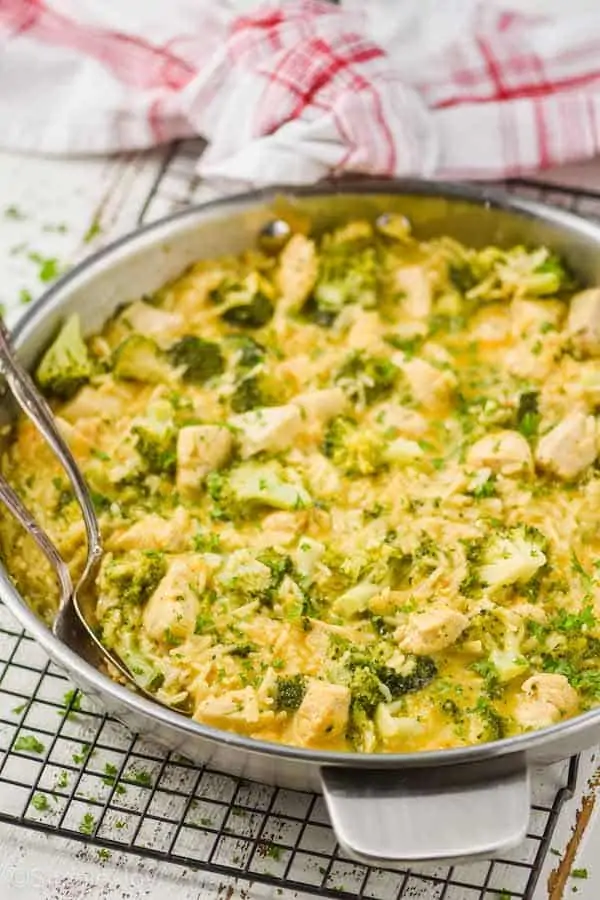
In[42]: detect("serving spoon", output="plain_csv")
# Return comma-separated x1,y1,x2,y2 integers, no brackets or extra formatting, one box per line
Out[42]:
0,317,172,705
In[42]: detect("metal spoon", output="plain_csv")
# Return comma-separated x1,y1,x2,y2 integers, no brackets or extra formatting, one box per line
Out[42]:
0,318,171,705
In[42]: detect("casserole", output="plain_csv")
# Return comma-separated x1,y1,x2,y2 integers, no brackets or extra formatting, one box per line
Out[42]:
3,180,600,866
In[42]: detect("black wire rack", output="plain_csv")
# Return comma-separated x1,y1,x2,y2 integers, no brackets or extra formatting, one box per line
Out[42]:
1,142,600,900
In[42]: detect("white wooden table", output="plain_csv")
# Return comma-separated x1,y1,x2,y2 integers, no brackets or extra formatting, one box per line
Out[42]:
1,142,600,900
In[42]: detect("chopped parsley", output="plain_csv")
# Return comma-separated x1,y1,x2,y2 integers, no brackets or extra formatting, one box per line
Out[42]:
130,768,152,787
27,251,63,283
78,812,96,835
102,762,126,795
31,793,50,812
4,205,25,220
571,868,588,879
60,688,82,719
14,735,45,754
72,742,93,765
84,217,103,243
56,771,69,789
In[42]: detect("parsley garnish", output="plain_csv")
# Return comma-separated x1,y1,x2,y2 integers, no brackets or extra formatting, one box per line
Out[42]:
79,812,96,835
31,793,50,812
14,735,45,754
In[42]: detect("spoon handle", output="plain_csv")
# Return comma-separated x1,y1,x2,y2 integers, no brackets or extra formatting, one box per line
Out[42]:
0,318,102,580
0,472,73,601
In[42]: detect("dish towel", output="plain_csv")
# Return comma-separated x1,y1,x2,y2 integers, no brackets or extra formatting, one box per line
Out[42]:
1,0,600,188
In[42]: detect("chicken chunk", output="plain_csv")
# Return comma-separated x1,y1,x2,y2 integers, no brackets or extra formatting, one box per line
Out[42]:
398,605,469,655
121,301,184,347
62,382,136,422
567,288,600,356
471,306,511,346
368,403,428,438
276,234,318,311
467,430,533,476
176,425,233,497
511,298,564,338
400,357,456,408
514,673,579,729
394,265,432,319
142,556,207,642
346,311,384,351
194,686,261,733
535,412,598,481
292,388,348,425
230,404,302,458
504,332,563,381
291,680,351,747
110,507,192,552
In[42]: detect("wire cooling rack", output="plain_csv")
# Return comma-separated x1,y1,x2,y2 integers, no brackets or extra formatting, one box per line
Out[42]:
2,142,600,900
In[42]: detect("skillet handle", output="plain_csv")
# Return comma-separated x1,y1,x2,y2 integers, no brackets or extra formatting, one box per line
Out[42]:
320,755,530,867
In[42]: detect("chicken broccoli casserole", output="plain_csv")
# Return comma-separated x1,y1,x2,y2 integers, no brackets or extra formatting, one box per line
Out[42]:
2,214,600,754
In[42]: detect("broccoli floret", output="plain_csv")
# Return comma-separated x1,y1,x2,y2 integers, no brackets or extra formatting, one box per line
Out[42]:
323,416,386,475
344,648,437,715
335,352,399,405
211,275,274,328
207,462,312,519
274,674,307,712
35,314,93,399
120,646,165,692
314,245,378,312
347,703,377,752
515,390,540,439
387,551,414,589
167,335,224,384
349,667,390,714
112,335,172,384
230,374,278,413
227,335,266,369
222,294,274,328
131,400,177,476
377,656,438,697
530,252,574,295
229,642,257,658
472,696,506,743
461,525,548,595
99,551,166,606
257,550,293,589
215,549,273,597
447,260,478,294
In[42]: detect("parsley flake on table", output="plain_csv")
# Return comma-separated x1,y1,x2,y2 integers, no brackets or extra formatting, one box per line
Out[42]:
4,205,25,220
571,868,588,879
31,793,50,812
79,812,96,835
72,741,93,765
55,771,69,789
60,688,82,719
130,769,152,787
84,217,103,243
14,734,45,754
27,251,63,283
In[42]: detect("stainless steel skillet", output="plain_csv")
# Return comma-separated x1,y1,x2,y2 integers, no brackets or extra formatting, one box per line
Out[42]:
3,179,600,867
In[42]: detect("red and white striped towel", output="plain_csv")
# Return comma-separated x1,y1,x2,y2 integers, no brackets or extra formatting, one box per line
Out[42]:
1,0,600,187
